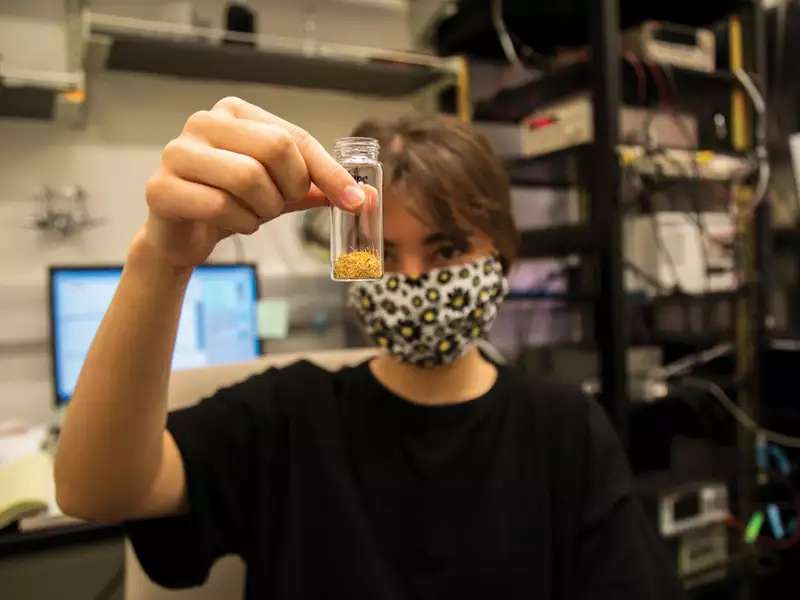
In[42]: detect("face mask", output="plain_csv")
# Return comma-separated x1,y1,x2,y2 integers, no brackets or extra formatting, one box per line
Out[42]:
349,254,508,367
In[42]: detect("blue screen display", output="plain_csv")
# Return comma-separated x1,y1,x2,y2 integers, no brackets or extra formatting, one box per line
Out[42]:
50,265,259,405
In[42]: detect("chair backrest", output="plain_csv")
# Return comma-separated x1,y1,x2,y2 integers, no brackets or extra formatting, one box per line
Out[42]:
125,348,378,600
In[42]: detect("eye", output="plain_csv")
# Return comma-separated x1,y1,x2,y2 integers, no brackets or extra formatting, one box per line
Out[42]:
430,233,472,265
433,244,465,263
383,247,397,268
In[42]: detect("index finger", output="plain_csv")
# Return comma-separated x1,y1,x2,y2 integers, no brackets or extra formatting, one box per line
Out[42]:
212,96,365,212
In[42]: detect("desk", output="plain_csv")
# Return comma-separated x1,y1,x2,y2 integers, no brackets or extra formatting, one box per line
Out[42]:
0,522,124,599
0,521,120,557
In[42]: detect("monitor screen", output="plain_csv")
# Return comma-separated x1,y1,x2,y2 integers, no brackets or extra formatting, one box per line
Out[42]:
49,264,260,406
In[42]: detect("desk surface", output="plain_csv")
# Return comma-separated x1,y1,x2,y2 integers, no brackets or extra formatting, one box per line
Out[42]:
0,521,121,557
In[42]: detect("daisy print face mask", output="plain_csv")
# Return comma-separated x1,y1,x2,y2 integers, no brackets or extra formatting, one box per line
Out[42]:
349,254,508,367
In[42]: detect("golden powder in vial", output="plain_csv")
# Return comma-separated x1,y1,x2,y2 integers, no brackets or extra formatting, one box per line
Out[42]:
333,249,382,280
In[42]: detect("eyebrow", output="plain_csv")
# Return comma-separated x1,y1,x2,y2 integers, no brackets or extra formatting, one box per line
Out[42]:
424,232,470,250
384,233,471,249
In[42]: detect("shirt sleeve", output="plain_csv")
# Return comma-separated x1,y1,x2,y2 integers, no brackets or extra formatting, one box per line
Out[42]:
576,400,687,600
125,369,286,589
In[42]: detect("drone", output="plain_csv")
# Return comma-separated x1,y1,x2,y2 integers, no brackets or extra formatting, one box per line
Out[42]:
28,185,104,237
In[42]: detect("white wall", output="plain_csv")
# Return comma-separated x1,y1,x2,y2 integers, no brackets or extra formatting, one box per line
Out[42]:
0,1,413,424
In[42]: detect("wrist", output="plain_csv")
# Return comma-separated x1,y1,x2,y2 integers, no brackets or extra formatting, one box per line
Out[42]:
127,228,194,282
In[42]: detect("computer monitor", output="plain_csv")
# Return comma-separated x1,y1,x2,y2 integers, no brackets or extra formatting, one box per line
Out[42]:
49,264,261,406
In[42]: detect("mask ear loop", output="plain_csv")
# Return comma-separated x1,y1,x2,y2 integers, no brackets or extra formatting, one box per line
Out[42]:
473,253,509,365
475,339,507,365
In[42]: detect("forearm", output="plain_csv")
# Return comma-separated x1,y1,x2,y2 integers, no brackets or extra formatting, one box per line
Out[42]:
55,231,192,520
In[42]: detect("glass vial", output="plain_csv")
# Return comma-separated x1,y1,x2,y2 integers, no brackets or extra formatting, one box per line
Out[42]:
330,137,383,281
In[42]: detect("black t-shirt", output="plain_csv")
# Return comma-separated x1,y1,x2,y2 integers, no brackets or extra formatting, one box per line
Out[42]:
127,359,685,599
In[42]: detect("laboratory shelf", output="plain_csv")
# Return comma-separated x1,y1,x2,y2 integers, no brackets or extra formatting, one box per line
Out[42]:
88,12,458,97
504,143,752,189
0,67,84,121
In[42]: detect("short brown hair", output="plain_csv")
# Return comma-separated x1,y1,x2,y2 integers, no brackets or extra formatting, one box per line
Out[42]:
351,115,519,272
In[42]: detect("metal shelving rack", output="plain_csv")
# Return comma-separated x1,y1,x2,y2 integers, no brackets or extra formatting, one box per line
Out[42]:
461,1,768,595
498,1,768,449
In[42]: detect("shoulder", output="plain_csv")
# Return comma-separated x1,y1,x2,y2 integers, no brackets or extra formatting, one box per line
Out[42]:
222,359,368,417
506,367,632,516
506,367,622,464
168,359,353,444
506,366,591,435
229,358,333,387
256,358,340,392
185,359,342,418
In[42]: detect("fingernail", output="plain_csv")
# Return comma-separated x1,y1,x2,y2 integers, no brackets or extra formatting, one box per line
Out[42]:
344,185,365,209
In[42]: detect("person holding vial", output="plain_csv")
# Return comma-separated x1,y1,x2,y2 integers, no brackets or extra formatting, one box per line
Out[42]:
55,97,685,599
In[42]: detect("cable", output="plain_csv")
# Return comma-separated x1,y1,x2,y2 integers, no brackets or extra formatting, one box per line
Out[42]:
636,64,769,216
623,52,647,106
680,376,800,448
623,259,672,295
646,62,670,107
621,53,651,148
623,157,686,293
507,30,551,71
640,145,714,295
726,468,800,551
637,64,723,294
648,208,684,292
639,62,666,147
628,153,685,293
491,0,522,68
660,62,678,102
732,66,766,147
732,68,771,212
640,62,694,151
640,62,673,149
489,0,550,71
686,196,711,294
655,342,733,379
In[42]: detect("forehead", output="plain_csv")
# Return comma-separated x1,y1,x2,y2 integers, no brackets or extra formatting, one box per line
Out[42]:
381,185,495,253
382,186,433,237
383,183,463,238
